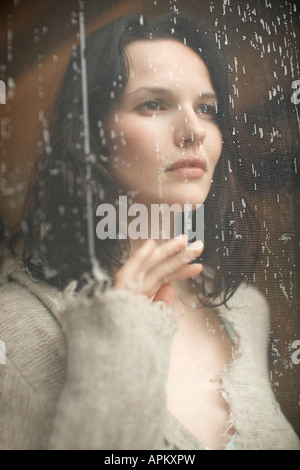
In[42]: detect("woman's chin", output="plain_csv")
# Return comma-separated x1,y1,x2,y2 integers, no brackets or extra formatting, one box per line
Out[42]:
157,194,208,210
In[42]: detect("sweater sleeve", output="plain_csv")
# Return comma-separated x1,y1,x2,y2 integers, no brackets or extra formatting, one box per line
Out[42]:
49,284,177,450
0,281,67,450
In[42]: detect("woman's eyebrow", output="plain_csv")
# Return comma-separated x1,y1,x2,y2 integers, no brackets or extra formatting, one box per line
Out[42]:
124,86,173,98
124,86,217,101
197,92,218,100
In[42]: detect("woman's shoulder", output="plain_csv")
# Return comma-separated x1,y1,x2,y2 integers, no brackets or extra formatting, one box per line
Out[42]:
0,258,67,407
196,266,270,325
195,267,271,344
0,257,66,364
0,257,63,319
225,282,269,315
215,282,271,355
0,255,176,343
219,281,270,328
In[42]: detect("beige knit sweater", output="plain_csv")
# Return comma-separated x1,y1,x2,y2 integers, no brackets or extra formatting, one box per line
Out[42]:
0,258,299,450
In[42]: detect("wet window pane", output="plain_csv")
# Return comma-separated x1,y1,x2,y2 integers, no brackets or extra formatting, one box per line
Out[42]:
0,0,299,448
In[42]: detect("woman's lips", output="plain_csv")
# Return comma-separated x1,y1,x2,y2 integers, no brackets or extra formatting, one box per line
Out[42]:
165,155,207,178
167,167,205,178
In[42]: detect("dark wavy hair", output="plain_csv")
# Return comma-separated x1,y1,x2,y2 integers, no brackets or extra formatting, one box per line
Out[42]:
10,11,261,305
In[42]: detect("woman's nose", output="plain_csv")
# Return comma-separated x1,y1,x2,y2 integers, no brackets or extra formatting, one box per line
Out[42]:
174,108,207,150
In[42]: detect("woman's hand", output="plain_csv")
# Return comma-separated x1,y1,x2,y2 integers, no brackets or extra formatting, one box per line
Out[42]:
113,235,204,307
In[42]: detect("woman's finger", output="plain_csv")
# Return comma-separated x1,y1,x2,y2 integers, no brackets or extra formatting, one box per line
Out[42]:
114,235,189,289
152,283,175,307
113,236,204,297
160,262,203,284
113,238,156,289
146,263,203,297
145,242,203,289
137,234,189,273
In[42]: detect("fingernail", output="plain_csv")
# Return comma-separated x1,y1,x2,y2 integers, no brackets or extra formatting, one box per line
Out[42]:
186,240,203,251
174,234,189,243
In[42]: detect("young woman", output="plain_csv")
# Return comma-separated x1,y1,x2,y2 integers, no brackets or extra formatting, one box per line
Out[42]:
1,12,299,450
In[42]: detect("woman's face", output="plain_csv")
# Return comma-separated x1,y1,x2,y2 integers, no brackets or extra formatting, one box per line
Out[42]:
104,39,223,210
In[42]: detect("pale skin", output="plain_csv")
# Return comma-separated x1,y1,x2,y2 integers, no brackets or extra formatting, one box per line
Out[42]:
105,40,235,450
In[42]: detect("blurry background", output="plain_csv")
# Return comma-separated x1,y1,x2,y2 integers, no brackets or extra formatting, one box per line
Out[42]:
0,0,299,437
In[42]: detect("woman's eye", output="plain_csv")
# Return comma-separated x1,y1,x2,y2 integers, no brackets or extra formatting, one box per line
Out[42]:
196,104,217,118
138,100,165,112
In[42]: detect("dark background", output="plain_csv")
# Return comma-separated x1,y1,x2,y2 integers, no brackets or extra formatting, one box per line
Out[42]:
0,0,299,437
